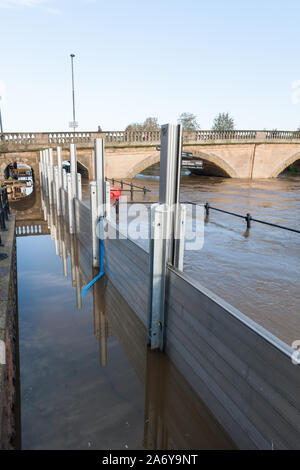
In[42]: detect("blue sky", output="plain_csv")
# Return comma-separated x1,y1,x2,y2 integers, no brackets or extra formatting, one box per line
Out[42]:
0,0,300,131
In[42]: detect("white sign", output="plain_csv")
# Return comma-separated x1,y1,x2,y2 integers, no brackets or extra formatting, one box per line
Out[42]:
69,121,78,129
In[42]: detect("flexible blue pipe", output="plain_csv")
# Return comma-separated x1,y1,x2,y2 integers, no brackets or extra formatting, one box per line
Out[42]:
80,217,104,297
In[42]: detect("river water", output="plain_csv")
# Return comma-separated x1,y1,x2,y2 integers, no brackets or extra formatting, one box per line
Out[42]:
130,174,300,345
14,173,299,449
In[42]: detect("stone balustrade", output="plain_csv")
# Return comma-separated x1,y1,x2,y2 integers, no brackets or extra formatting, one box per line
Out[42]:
103,129,300,145
0,132,102,150
105,130,161,144
1,129,300,152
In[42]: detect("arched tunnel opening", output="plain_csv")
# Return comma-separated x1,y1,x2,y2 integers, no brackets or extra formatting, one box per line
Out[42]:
188,160,231,177
278,159,300,177
62,161,89,179
137,159,231,178
3,161,35,200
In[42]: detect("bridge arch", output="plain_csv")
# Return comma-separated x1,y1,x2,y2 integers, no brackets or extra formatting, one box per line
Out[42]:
126,153,160,178
77,160,89,178
189,150,238,178
125,149,238,178
270,151,300,178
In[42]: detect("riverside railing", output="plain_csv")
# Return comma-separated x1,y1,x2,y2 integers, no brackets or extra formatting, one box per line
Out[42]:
105,177,151,199
202,202,300,233
112,199,300,235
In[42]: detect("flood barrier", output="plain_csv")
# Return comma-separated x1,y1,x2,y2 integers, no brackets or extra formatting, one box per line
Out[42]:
39,127,300,450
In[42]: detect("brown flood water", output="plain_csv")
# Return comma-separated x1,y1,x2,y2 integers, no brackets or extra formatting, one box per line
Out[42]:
16,199,236,450
14,173,299,449
130,174,300,345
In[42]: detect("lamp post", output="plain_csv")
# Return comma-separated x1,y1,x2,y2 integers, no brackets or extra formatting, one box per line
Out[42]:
0,96,3,134
70,54,78,134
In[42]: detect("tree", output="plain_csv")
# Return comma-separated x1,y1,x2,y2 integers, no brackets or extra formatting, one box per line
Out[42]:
125,117,160,132
212,113,235,131
142,117,160,131
178,112,200,131
125,122,143,132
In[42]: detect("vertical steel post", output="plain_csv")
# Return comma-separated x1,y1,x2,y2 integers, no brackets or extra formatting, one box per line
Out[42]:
62,241,68,277
105,181,111,221
94,138,105,217
148,204,168,350
61,168,67,216
56,146,63,215
53,166,58,206
42,150,46,187
173,204,186,271
77,173,82,201
62,168,67,190
67,173,74,233
75,173,82,234
44,149,50,198
90,181,99,267
148,124,185,351
70,53,76,134
48,148,54,204
70,235,76,287
75,266,82,310
70,143,77,198
159,124,183,264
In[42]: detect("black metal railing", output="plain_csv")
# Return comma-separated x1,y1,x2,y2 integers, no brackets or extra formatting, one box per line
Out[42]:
192,201,300,234
105,177,151,200
112,198,300,235
0,186,10,249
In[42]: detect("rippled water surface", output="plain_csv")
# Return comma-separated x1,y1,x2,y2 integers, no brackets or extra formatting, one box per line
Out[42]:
131,174,300,344
17,218,234,449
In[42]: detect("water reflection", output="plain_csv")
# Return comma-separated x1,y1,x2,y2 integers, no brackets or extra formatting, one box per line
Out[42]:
131,174,300,345
16,190,235,450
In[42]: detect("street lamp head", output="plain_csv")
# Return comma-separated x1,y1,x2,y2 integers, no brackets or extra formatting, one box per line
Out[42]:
70,54,75,58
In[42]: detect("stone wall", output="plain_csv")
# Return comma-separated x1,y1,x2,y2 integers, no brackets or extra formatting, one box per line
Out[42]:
0,215,20,450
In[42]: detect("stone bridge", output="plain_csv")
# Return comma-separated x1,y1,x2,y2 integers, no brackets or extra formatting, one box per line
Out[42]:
1,129,300,181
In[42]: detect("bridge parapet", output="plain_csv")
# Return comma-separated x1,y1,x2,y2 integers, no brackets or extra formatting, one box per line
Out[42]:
0,131,103,152
104,129,300,146
105,130,161,145
2,129,300,153
191,129,257,142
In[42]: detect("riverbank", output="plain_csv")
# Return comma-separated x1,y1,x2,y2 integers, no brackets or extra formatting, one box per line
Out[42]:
0,215,20,450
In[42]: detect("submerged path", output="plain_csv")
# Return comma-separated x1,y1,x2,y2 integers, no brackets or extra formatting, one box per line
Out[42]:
17,231,234,450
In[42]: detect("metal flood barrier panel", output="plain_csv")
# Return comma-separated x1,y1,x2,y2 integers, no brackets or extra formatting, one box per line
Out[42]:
103,222,300,449
78,240,94,285
62,189,69,225
104,279,236,450
104,222,150,325
164,266,300,450
74,198,92,249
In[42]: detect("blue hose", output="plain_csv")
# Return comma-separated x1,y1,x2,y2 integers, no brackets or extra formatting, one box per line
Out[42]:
80,217,104,297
